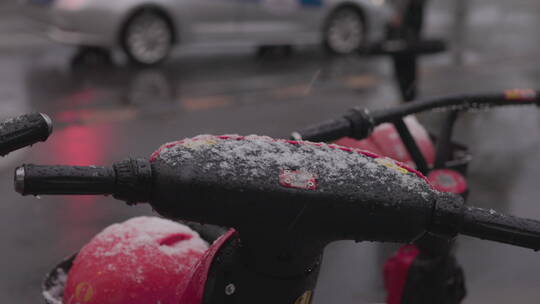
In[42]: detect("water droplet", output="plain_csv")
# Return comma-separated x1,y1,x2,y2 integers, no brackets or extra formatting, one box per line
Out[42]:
225,283,236,295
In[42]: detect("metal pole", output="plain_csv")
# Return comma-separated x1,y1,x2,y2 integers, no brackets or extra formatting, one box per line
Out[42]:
452,0,469,65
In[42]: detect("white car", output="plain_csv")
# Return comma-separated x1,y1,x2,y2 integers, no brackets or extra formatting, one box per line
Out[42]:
24,0,395,65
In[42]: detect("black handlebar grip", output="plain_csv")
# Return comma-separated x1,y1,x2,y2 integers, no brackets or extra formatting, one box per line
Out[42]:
291,117,352,142
0,113,53,156
15,164,115,196
292,108,375,142
461,206,540,251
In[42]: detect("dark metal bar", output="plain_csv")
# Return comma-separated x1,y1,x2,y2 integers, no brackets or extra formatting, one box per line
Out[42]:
434,110,460,169
393,119,429,174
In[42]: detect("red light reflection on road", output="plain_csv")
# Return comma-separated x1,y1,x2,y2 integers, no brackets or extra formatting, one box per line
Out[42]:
56,109,94,124
47,123,116,250
50,124,111,165
58,88,98,107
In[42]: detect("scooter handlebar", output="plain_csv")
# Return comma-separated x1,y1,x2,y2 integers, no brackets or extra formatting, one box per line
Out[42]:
13,135,540,252
372,89,540,125
292,89,540,142
292,107,374,142
291,116,352,142
16,159,152,203
0,113,53,156
15,162,540,251
461,206,540,251
15,164,115,196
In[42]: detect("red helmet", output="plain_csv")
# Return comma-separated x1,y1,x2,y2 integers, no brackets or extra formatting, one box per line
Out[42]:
63,217,209,304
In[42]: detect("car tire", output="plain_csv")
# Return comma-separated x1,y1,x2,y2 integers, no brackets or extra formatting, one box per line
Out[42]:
121,10,174,66
125,69,175,108
70,47,113,70
323,7,366,55
256,45,293,58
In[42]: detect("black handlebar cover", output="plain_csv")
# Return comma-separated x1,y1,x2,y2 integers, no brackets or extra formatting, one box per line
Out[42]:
0,113,52,156
18,135,439,242
148,135,439,243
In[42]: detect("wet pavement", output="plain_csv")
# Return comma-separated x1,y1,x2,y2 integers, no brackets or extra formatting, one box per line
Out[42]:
2,0,540,303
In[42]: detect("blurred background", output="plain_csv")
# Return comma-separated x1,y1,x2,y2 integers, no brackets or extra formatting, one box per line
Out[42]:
1,0,540,303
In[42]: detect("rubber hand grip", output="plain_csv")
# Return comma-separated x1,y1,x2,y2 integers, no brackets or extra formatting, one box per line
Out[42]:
292,117,352,142
461,206,540,251
15,164,115,196
0,113,52,156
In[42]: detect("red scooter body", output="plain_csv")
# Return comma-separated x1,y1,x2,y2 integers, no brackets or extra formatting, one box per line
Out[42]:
43,119,461,304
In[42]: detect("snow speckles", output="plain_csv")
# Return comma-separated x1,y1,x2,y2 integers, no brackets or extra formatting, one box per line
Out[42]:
0,115,24,126
90,217,208,260
153,135,435,195
43,268,67,304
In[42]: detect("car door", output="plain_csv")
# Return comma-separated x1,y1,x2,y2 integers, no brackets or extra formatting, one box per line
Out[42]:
239,0,326,44
171,0,245,43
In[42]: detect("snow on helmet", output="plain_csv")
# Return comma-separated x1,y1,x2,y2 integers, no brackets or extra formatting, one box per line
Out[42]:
63,216,209,304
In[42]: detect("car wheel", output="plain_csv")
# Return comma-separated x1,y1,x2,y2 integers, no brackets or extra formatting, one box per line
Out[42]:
122,10,174,66
324,8,365,55
125,69,175,108
256,45,293,58
70,47,113,70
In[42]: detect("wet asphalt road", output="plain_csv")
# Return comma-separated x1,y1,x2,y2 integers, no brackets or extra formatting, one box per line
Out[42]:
2,0,540,303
